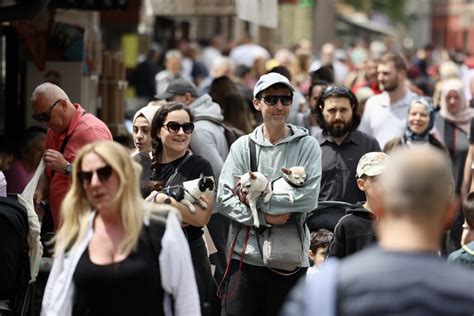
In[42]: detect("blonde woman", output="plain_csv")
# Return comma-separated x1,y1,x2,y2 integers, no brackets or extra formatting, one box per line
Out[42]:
41,140,199,316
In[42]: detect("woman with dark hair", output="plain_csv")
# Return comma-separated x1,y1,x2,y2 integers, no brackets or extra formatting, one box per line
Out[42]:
208,75,240,111
384,96,447,154
148,102,215,314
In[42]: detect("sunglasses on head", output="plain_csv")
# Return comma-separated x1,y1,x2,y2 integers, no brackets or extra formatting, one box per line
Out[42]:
162,121,194,134
260,95,292,106
32,98,64,123
77,165,113,184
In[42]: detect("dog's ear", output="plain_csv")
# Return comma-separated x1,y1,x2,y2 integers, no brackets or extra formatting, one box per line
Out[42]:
281,167,291,175
249,171,257,179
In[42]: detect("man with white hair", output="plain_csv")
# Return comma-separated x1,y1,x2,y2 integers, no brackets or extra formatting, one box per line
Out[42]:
282,146,474,315
31,82,112,230
155,49,184,97
309,42,349,85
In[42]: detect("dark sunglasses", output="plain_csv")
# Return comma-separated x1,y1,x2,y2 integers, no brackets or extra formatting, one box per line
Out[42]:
32,98,64,123
261,95,292,106
77,165,113,184
162,121,194,134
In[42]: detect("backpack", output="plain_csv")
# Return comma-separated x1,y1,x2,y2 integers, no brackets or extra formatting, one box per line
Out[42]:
0,196,29,301
194,116,245,149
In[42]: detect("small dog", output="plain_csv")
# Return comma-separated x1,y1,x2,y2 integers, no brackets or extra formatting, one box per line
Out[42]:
271,166,306,204
237,171,272,227
160,175,215,213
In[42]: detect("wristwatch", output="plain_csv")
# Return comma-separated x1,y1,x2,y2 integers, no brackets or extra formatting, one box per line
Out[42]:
64,162,73,176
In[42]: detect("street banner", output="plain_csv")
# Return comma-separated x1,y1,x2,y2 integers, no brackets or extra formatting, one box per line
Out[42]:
151,0,235,16
236,0,278,28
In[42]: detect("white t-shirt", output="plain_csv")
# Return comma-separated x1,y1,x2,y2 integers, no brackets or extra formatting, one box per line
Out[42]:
358,90,415,148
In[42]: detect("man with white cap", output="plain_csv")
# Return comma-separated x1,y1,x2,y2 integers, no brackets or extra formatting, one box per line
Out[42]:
217,72,322,315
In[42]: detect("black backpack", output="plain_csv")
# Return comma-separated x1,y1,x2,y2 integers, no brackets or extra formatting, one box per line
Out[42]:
194,116,245,149
0,196,29,302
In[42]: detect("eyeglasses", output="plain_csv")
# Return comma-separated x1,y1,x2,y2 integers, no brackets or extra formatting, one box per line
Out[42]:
261,95,293,106
77,165,113,184
32,98,64,123
162,121,194,134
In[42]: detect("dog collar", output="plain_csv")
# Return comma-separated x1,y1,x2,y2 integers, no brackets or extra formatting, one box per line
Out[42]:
285,176,304,188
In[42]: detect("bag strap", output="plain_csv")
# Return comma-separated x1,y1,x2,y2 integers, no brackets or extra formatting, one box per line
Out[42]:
194,115,223,127
249,138,257,172
164,152,192,187
50,134,71,179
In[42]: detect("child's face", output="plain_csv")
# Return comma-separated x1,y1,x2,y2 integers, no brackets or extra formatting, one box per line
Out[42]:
310,246,328,268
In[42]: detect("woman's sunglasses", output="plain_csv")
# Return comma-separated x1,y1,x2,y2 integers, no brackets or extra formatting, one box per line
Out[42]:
162,121,194,134
260,95,293,106
77,165,113,184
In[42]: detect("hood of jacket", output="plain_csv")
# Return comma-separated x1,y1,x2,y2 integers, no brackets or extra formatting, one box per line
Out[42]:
346,203,376,220
249,124,310,147
189,94,224,121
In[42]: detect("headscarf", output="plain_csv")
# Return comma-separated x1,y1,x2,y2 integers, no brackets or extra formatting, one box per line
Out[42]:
405,96,436,143
439,78,474,134
133,104,161,126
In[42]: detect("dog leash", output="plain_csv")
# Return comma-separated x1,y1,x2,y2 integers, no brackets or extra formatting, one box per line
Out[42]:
216,224,250,300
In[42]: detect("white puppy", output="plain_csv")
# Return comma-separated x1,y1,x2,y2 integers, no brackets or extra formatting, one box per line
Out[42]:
238,171,272,227
271,166,306,203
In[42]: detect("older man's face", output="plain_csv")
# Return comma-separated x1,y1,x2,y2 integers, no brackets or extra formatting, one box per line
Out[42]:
32,95,68,135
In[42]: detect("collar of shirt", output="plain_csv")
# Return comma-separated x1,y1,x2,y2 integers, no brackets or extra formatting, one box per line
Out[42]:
316,130,361,146
379,90,413,109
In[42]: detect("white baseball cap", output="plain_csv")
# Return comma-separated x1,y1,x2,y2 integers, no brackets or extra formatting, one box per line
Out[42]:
253,72,295,98
356,152,389,178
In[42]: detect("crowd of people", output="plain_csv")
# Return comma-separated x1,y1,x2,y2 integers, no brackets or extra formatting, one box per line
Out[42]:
1,36,474,315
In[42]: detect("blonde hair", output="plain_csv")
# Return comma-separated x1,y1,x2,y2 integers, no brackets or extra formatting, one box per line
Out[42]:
55,140,144,256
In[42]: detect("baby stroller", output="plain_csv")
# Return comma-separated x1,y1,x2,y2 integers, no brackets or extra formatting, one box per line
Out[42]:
305,201,353,233
0,196,34,316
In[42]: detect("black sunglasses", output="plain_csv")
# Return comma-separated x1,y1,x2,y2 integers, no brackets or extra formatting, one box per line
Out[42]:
77,165,113,184
261,95,292,106
32,98,64,123
162,121,194,134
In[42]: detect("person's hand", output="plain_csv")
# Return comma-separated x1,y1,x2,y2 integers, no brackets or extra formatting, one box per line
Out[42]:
33,190,45,220
43,149,68,173
154,192,172,204
265,213,290,225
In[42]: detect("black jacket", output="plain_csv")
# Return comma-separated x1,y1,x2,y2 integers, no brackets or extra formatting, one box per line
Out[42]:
327,204,377,259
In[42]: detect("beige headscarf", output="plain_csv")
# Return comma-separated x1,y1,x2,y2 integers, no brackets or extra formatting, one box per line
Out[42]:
439,78,474,134
133,104,161,125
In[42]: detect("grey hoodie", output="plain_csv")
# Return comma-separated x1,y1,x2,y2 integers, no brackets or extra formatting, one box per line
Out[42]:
188,94,229,179
217,124,322,266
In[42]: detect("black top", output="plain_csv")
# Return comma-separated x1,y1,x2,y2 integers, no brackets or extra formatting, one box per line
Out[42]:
337,246,474,315
327,204,377,259
151,153,214,241
72,230,164,316
316,130,381,204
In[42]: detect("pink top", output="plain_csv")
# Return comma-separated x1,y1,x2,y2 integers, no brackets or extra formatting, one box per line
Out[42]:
44,104,112,230
4,159,34,194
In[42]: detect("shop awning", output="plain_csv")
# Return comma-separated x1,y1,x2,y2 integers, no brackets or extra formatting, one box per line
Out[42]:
337,13,396,37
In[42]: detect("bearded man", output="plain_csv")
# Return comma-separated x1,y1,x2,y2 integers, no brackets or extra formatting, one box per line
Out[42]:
315,85,380,204
358,52,416,148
